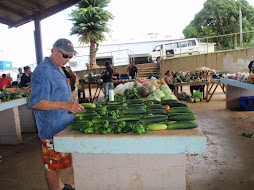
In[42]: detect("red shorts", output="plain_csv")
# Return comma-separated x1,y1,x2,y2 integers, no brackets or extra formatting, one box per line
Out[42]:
41,139,71,171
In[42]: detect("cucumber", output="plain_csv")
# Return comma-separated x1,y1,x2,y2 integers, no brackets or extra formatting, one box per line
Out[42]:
81,115,100,120
92,117,118,124
140,115,168,124
146,104,165,110
107,101,123,105
87,106,107,112
118,116,140,122
106,105,127,111
126,99,144,105
128,104,147,109
94,101,107,105
167,121,198,129
81,103,96,109
123,108,146,115
147,109,167,115
69,123,84,130
144,100,161,105
76,111,98,117
167,107,194,114
145,123,167,131
168,113,197,121
169,102,188,108
161,99,180,105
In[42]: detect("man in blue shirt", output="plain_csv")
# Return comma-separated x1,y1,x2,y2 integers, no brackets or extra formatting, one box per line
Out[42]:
30,38,83,190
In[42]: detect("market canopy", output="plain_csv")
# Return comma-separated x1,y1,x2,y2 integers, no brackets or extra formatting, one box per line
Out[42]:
0,0,81,64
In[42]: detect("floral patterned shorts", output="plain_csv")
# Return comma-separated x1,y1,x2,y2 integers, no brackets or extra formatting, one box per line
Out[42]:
41,139,71,171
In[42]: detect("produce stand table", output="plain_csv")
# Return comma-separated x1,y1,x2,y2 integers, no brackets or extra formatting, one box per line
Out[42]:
79,80,104,103
169,81,209,101
220,78,254,109
207,79,226,102
0,98,36,144
54,127,206,190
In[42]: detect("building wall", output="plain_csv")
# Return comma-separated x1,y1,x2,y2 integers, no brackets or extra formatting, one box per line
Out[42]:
161,47,254,75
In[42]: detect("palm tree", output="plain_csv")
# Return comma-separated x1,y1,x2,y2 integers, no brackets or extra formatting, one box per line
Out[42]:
70,0,113,69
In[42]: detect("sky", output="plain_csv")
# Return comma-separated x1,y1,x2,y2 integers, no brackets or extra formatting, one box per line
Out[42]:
0,0,254,68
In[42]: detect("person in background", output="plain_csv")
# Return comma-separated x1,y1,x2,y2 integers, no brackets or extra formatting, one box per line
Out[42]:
100,61,113,100
65,66,79,103
7,73,13,81
127,61,138,80
0,73,11,90
112,67,119,80
164,70,174,92
17,68,23,84
29,38,83,190
248,56,254,73
20,66,32,87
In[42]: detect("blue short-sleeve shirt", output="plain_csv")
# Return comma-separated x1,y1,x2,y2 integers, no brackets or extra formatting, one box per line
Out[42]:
30,57,74,139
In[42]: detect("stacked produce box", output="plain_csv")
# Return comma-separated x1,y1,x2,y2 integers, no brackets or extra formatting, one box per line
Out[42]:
69,98,198,135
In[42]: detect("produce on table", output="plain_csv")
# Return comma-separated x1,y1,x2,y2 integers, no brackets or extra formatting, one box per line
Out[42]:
149,85,156,93
69,84,199,135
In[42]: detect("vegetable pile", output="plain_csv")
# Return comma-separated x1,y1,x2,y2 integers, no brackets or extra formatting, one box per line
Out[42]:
0,89,30,103
69,98,198,135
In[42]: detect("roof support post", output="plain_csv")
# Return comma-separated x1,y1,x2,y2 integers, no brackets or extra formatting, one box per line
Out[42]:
34,16,43,65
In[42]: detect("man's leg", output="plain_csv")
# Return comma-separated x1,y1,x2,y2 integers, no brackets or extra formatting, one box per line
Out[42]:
45,170,64,190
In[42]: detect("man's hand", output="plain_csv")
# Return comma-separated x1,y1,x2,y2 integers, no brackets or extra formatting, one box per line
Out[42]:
64,102,84,114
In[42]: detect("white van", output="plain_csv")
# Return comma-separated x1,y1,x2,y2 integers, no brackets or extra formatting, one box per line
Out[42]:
148,38,199,62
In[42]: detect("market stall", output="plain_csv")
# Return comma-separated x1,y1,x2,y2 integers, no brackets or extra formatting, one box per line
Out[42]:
0,90,35,144
220,78,254,109
53,80,206,190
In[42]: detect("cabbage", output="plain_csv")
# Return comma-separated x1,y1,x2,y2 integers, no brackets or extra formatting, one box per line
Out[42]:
153,89,165,98
149,85,156,93
159,87,173,95
147,94,161,101
162,94,178,100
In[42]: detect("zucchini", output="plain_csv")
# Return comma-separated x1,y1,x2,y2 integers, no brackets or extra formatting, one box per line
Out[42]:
169,102,188,108
140,115,168,124
92,117,118,124
168,113,197,121
94,101,107,105
118,116,140,122
128,104,147,109
69,123,84,130
146,104,165,110
144,100,161,105
81,103,96,109
87,106,107,112
126,99,144,105
123,108,146,115
161,99,180,105
76,111,98,117
106,105,127,111
167,121,198,129
147,109,167,115
81,115,100,120
167,107,194,115
145,123,167,131
107,101,123,105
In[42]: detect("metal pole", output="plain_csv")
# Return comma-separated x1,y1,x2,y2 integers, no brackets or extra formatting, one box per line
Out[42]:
234,34,237,49
34,16,43,65
239,6,243,48
207,38,208,54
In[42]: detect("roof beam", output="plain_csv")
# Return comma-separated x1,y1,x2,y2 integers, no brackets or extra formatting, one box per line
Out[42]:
9,0,81,28
0,17,11,25
21,0,40,10
0,5,25,18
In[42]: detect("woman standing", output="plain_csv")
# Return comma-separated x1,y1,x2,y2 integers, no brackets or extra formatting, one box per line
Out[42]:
100,61,113,100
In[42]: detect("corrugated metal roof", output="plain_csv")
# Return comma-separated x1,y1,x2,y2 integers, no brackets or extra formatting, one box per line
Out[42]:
0,0,81,28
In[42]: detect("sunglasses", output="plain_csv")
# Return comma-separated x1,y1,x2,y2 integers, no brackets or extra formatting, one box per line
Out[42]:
58,49,73,59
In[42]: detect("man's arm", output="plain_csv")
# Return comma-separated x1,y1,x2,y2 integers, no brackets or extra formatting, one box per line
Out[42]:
127,66,131,72
32,99,84,114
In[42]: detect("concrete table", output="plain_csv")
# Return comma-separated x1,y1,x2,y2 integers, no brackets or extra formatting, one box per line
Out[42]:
54,127,206,190
220,78,254,109
0,98,37,144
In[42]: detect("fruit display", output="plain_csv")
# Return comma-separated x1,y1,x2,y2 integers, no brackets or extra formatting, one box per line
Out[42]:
69,98,198,135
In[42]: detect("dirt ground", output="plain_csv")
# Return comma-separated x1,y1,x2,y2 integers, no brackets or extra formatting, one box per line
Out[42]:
0,86,254,190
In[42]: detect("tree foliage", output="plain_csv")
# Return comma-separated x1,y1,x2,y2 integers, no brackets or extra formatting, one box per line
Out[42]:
183,0,254,50
70,0,113,68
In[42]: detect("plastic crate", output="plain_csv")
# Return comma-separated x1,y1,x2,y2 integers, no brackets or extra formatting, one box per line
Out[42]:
240,96,254,111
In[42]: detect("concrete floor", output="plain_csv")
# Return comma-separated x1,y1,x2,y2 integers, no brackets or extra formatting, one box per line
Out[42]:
0,86,254,190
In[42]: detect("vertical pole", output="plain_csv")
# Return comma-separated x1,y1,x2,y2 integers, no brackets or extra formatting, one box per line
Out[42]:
207,38,208,54
234,34,237,49
34,16,43,65
239,6,243,48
